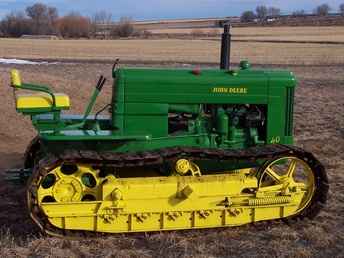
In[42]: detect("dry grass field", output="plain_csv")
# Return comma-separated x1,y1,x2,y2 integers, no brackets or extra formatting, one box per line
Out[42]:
0,25,343,257
1,38,344,66
151,26,344,42
151,25,341,35
0,62,343,258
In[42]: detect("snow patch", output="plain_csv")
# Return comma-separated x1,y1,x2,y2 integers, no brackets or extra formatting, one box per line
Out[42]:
0,58,53,65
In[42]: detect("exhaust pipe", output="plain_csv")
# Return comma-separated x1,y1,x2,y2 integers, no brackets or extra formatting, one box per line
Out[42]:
220,23,232,70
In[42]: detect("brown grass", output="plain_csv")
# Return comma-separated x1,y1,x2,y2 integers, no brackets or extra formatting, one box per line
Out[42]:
151,26,344,35
0,62,343,257
152,26,344,43
0,37,344,65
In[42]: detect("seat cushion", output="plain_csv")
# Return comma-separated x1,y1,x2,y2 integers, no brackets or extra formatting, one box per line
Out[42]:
16,93,70,112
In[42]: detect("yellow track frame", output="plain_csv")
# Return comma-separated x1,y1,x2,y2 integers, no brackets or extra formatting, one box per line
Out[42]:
36,157,315,234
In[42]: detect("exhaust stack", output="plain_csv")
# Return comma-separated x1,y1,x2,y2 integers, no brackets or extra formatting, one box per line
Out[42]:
220,23,232,70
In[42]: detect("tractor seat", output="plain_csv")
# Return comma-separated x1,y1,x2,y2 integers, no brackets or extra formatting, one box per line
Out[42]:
16,93,70,113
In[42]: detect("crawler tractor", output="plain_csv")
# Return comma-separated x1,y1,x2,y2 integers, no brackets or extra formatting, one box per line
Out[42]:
7,25,328,237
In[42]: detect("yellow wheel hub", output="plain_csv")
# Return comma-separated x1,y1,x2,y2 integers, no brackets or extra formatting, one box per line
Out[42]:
53,178,83,202
37,163,102,204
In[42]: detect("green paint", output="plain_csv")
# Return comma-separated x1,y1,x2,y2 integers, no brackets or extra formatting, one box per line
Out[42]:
14,64,297,157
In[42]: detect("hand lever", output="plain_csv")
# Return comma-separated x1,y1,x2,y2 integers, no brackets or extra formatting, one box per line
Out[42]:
96,75,107,91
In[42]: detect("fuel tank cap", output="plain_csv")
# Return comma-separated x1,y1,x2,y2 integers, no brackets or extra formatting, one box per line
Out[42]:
240,60,251,70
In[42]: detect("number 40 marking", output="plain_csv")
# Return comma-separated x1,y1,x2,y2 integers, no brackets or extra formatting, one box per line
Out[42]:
270,136,281,144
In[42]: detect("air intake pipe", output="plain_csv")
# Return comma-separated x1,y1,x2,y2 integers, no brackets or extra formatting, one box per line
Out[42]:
220,23,232,70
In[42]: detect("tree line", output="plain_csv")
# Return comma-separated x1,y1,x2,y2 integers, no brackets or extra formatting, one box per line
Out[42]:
1,2,344,38
241,3,344,23
0,3,136,38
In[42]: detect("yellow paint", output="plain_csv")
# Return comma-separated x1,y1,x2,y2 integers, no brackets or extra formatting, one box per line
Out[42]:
175,159,201,176
10,69,22,88
257,156,315,213
212,87,248,94
36,157,315,234
16,93,70,110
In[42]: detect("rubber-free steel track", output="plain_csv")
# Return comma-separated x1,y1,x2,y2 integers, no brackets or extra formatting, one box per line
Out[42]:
27,144,329,238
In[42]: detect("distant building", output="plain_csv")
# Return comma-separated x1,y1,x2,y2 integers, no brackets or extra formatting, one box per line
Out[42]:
21,35,59,40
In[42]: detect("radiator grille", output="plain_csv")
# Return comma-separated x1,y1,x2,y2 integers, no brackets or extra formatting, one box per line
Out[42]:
285,88,295,136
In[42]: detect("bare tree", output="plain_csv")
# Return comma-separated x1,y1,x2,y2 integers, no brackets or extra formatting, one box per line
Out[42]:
340,3,344,15
48,7,58,31
256,5,268,21
26,3,58,34
91,10,112,38
314,4,331,16
26,3,47,34
292,9,306,16
93,11,112,24
241,11,256,23
268,7,281,17
0,11,33,37
110,17,134,38
57,12,91,38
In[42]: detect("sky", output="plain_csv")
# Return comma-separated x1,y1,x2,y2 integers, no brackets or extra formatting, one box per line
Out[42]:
0,0,343,20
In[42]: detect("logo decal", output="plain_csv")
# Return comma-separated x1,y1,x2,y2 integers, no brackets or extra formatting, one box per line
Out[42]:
212,87,248,94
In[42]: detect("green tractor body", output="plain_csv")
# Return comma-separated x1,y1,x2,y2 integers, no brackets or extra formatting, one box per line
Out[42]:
14,66,296,158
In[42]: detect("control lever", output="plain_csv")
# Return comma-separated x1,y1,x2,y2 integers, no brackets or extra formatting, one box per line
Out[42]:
96,75,107,91
66,75,107,130
83,75,107,120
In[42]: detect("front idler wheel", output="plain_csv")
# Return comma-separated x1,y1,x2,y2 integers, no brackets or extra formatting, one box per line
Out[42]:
257,153,328,220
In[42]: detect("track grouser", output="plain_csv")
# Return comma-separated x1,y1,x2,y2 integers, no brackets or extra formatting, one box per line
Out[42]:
7,25,328,237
